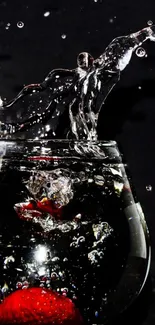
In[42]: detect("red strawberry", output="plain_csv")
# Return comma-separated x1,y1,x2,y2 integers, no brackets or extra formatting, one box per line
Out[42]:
0,287,84,325
14,198,62,221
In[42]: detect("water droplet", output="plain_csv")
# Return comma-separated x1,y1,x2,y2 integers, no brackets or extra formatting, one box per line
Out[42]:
61,287,68,293
74,213,81,220
109,18,114,23
136,47,146,58
147,20,153,26
5,23,10,30
51,272,58,279
4,255,15,266
0,97,3,106
72,284,76,289
17,21,24,28
2,282,8,293
40,283,44,287
22,281,29,288
16,282,22,289
51,256,60,262
45,124,50,132
138,86,142,90
95,311,99,317
146,185,152,191
44,11,50,17
77,236,85,244
63,257,68,262
46,280,50,284
94,175,104,186
61,34,66,39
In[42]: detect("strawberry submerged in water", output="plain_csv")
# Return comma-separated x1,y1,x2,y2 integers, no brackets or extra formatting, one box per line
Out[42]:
14,197,63,221
0,287,84,325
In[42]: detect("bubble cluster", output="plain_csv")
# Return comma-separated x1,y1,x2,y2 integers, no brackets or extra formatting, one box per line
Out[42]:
70,236,85,248
92,222,113,247
88,250,104,264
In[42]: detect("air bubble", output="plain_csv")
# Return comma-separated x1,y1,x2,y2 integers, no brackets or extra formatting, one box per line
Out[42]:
61,34,67,39
147,20,153,26
136,47,146,58
17,21,24,28
146,185,152,191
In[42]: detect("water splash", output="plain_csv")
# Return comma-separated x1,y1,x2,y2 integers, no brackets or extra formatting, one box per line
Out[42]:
1,25,155,143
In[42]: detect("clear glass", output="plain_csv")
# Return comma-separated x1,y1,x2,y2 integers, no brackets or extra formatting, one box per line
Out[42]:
0,139,150,325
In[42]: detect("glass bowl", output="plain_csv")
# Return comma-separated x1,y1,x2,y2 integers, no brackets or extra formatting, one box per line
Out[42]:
0,139,150,325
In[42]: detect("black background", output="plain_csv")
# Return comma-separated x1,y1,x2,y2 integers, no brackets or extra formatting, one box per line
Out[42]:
0,0,155,323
